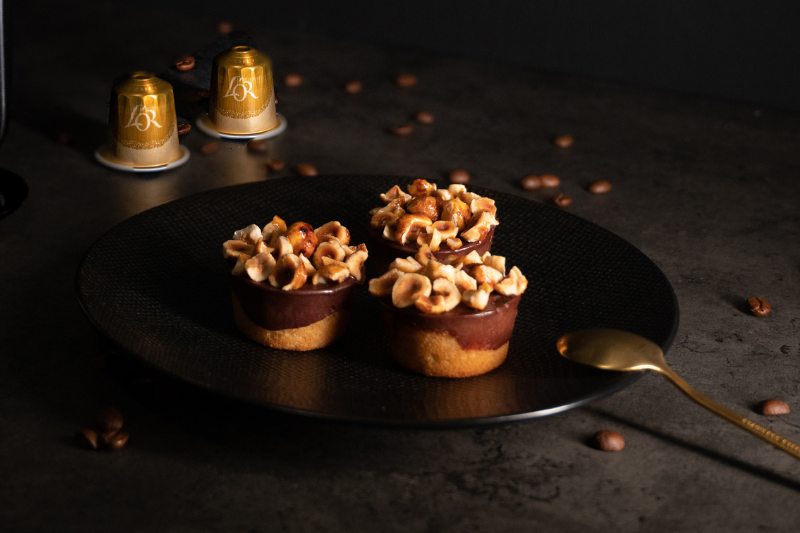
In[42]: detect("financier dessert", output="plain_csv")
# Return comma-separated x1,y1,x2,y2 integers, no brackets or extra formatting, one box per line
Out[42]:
366,179,499,273
223,217,368,351
369,245,527,378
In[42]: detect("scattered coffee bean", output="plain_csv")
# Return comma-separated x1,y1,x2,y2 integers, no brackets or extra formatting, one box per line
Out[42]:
196,89,210,99
296,163,318,176
344,80,363,93
554,135,574,148
589,180,612,194
200,142,219,155
284,74,303,87
389,124,413,136
247,139,269,153
100,429,120,447
174,56,195,71
56,132,72,145
448,169,470,184
521,175,543,190
97,407,123,433
75,428,99,450
415,112,434,124
593,430,625,451
747,297,771,317
758,399,790,415
554,193,572,207
106,430,129,451
396,73,417,87
266,158,285,172
216,20,234,35
541,174,561,188
177,123,191,136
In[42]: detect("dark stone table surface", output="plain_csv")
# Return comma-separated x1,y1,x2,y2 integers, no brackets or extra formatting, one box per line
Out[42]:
2,3,799,532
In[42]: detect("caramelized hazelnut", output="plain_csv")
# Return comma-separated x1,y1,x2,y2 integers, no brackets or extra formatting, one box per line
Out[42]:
407,179,437,197
406,196,443,222
284,222,319,258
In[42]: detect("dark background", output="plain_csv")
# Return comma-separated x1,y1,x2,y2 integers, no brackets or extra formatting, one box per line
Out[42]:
14,0,795,111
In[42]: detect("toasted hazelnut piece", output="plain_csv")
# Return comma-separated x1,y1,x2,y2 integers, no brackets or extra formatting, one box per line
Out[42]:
477,282,494,294
223,240,255,260
380,185,412,205
313,240,346,269
269,254,307,290
415,244,434,266
371,210,402,230
429,220,458,240
312,263,351,285
254,238,272,255
461,289,489,310
392,273,432,308
459,191,482,205
262,216,287,245
285,222,319,258
447,184,467,196
470,197,497,217
368,207,382,216
390,256,423,273
454,269,478,292
272,235,294,258
423,260,456,283
417,228,442,252
434,189,453,201
345,249,368,281
301,255,317,276
320,257,348,269
383,225,396,241
368,268,404,297
344,243,367,257
245,252,277,282
406,196,443,222
464,264,504,288
441,198,471,231
483,254,506,276
232,224,262,244
394,214,433,244
495,266,528,296
231,254,251,276
315,221,351,246
461,211,499,242
464,251,483,265
407,179,437,197
415,279,460,314
446,237,463,250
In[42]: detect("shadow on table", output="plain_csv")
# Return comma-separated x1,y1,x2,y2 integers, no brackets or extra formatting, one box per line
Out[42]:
587,406,800,492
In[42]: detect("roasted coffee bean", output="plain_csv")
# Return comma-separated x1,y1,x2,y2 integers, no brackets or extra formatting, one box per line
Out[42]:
396,73,417,87
284,74,303,87
296,163,318,176
593,430,625,451
75,428,99,450
520,175,542,190
247,139,269,153
541,174,561,188
100,429,120,447
448,169,470,184
97,407,123,433
106,430,129,451
344,80,363,93
415,112,434,124
747,297,771,317
196,89,210,99
200,142,219,155
216,20,234,35
177,123,191,136
589,180,612,194
174,56,195,71
554,135,574,148
758,399,790,415
389,124,413,136
554,193,572,207
266,159,285,172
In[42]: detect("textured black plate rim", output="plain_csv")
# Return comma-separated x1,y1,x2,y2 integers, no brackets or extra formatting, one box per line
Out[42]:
75,175,680,428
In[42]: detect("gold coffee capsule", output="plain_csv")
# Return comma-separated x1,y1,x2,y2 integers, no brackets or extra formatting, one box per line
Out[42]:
103,72,183,168
208,46,279,135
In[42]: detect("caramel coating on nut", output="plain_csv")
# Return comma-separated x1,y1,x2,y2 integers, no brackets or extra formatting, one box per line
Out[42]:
470,197,497,217
284,222,319,258
406,196,443,222
461,211,498,242
394,214,433,245
380,185,412,205
441,198,471,231
392,273,432,308
464,264,504,288
314,221,350,246
407,179,436,197
269,254,307,290
262,216,287,246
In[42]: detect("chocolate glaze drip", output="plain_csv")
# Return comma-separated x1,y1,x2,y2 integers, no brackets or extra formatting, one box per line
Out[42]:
377,293,520,350
230,268,363,331
366,221,495,274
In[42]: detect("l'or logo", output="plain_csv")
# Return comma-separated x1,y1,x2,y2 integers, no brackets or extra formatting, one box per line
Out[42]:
125,105,163,131
224,76,258,102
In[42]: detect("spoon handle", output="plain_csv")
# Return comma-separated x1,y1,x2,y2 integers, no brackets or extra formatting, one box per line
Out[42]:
658,367,800,461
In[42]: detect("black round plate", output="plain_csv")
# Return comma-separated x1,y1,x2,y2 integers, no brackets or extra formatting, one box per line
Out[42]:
76,175,679,426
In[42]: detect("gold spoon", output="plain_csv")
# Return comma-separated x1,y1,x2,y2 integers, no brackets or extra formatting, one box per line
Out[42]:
557,328,800,460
